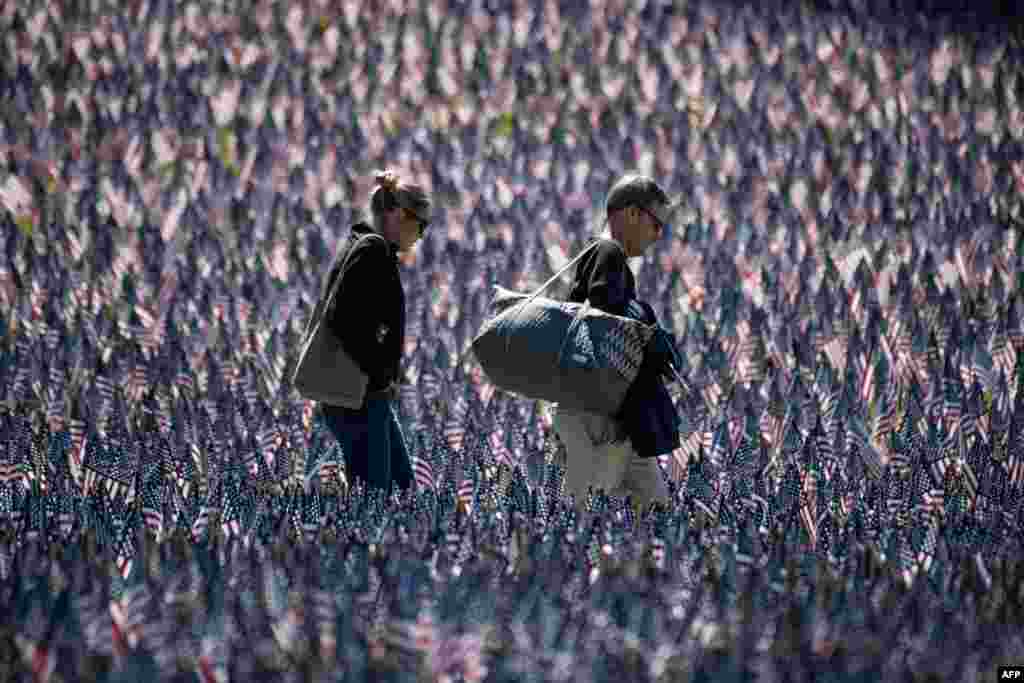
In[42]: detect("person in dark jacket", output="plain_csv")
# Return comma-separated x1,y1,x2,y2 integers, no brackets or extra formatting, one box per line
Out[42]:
318,170,431,494
553,173,681,515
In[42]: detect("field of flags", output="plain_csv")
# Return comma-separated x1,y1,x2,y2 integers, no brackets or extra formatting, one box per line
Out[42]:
2,0,1024,680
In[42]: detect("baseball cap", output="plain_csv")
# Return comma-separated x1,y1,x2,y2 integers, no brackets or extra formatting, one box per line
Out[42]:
605,174,672,229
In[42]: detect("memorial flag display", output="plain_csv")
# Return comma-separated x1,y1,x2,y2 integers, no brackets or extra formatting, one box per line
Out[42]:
0,1,1022,679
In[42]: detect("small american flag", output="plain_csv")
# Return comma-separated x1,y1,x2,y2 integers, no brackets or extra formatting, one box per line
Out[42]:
413,454,437,495
444,393,468,452
456,477,475,515
116,543,135,581
191,504,211,543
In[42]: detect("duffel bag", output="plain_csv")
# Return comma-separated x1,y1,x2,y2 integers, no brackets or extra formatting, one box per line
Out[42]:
471,242,656,416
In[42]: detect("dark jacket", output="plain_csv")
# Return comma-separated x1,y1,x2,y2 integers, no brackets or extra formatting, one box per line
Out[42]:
568,238,638,316
567,238,681,458
324,223,405,394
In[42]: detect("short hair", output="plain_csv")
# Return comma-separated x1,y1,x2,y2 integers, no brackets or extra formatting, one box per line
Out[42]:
370,170,431,224
605,173,672,228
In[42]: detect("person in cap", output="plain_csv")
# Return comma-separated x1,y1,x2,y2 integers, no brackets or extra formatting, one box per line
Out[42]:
552,173,681,516
318,170,431,494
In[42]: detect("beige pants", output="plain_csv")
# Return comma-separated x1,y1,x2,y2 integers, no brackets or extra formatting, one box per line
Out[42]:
551,405,669,513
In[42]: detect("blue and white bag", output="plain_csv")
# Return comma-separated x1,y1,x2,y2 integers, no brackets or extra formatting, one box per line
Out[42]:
471,243,657,417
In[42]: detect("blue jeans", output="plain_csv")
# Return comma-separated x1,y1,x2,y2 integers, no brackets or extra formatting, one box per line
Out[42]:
319,396,413,494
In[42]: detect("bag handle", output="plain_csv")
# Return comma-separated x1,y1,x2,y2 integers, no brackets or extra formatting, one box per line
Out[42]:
466,238,603,368
515,239,601,311
500,240,601,357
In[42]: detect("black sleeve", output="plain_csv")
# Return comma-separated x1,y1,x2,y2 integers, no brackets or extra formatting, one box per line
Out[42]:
581,240,631,316
318,254,346,307
326,238,391,377
637,300,660,326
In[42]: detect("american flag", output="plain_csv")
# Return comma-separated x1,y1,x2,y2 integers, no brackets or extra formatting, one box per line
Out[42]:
140,437,167,540
488,420,518,472
0,1,1021,672
443,391,469,452
1007,414,1024,489
708,418,731,470
115,528,136,580
191,503,211,543
94,372,117,420
413,452,437,495
873,382,900,447
221,478,245,541
941,351,964,432
0,421,30,488
798,464,820,548
456,475,476,516
1006,298,1024,352
125,360,150,403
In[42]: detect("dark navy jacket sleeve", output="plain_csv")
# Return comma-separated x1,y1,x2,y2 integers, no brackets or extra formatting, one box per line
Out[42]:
570,239,632,316
326,237,393,380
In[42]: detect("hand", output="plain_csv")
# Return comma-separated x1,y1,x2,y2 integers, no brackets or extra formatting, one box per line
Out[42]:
371,381,401,401
386,381,401,401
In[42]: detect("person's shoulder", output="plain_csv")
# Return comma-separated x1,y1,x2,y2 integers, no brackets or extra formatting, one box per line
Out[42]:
589,237,628,262
348,224,390,258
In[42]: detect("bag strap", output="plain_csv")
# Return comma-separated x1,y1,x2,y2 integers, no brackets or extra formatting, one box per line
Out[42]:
466,239,602,370
301,232,389,343
323,232,389,313
501,239,601,358
514,239,601,313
